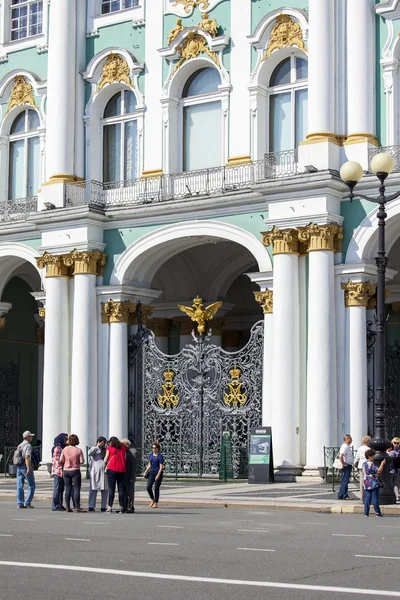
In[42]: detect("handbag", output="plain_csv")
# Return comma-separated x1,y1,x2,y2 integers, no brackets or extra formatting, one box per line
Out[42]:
144,471,150,479
376,476,385,488
333,457,343,470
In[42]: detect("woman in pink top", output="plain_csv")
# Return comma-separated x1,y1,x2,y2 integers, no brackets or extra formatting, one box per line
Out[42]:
60,434,86,513
104,436,126,513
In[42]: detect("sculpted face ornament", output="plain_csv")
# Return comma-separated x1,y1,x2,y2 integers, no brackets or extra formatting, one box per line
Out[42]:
97,53,132,92
7,76,35,113
263,14,306,61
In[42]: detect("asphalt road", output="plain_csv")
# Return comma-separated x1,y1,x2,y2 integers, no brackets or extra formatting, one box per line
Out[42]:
0,499,399,600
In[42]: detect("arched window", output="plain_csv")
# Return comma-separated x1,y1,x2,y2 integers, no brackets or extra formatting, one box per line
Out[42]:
9,108,40,200
102,89,138,183
268,56,308,153
182,68,222,171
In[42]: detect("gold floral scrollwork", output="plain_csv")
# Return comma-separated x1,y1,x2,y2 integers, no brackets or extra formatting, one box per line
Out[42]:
198,12,219,37
38,307,46,319
0,318,6,329
297,223,343,253
342,280,377,308
172,0,210,14
7,75,35,113
254,290,273,314
177,296,222,334
224,366,247,408
168,18,184,45
262,226,299,255
97,53,132,92
157,369,179,409
263,14,306,61
174,30,221,73
36,252,69,278
102,300,136,324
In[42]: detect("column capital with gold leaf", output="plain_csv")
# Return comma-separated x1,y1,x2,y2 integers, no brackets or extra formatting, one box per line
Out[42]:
254,290,273,314
65,249,107,276
262,227,299,255
297,223,343,253
101,300,137,324
148,318,170,337
36,252,70,278
128,305,155,326
342,280,377,308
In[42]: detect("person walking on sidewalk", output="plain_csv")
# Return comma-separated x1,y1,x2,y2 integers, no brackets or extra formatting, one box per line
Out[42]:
60,434,86,513
363,449,386,517
337,434,354,500
121,438,137,513
15,430,36,509
51,433,68,511
144,441,164,508
355,435,371,502
88,436,108,512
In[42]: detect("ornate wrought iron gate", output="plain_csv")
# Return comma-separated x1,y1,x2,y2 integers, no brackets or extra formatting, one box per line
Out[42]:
367,322,400,439
0,362,19,450
128,321,264,477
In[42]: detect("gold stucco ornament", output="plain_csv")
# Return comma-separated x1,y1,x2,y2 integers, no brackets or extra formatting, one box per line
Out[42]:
263,14,306,61
168,18,184,45
198,12,218,37
7,75,35,113
174,30,220,72
177,296,222,334
97,53,132,92
158,369,180,409
172,0,210,14
224,366,247,408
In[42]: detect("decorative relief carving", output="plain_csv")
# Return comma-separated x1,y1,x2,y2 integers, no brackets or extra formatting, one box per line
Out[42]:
254,290,273,314
97,53,132,92
157,369,179,409
102,300,137,324
198,12,218,37
168,18,184,45
36,252,69,278
262,226,299,255
224,366,247,408
342,280,377,308
36,251,107,277
297,223,343,253
172,0,210,14
148,318,170,337
0,318,5,329
128,304,154,326
174,30,221,72
38,307,46,319
177,296,222,334
263,14,306,61
173,316,195,336
7,75,35,113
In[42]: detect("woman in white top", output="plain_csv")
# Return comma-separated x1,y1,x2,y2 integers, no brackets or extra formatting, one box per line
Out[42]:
355,435,371,502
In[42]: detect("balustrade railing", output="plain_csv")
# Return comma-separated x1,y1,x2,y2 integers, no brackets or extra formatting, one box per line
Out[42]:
369,145,400,172
0,197,38,222
65,149,301,210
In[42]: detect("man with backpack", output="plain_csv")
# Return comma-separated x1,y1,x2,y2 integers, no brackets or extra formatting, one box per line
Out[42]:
14,430,36,509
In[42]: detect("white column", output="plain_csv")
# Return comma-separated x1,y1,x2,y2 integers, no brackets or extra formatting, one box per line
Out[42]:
109,321,129,439
229,0,251,160
301,225,340,470
143,0,163,175
343,281,376,448
254,291,274,429
74,0,86,178
70,255,99,453
36,257,70,463
298,256,307,467
97,296,110,438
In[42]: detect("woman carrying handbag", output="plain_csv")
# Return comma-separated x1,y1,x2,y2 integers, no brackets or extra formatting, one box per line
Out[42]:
363,449,386,517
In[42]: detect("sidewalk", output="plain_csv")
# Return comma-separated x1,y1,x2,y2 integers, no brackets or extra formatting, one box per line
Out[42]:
2,471,400,514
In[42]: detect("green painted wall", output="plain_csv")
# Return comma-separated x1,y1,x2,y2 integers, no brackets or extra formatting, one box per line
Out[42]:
0,48,48,83
251,0,308,33
18,238,41,250
0,276,39,439
341,198,376,258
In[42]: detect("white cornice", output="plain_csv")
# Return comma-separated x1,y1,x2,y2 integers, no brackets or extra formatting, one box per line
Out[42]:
37,241,106,254
375,0,400,18
263,213,343,230
96,285,162,304
245,271,273,290
335,263,398,283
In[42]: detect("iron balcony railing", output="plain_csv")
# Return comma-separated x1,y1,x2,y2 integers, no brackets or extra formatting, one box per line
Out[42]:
65,149,300,209
0,196,38,222
369,145,400,172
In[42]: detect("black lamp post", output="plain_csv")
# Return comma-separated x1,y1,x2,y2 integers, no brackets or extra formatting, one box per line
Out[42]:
340,153,399,504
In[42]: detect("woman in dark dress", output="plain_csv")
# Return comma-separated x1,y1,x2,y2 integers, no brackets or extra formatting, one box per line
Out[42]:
144,441,164,508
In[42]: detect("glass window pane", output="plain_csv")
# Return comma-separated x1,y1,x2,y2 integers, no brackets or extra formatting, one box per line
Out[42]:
9,139,25,200
183,101,221,171
103,123,121,182
10,111,26,135
269,92,292,152
183,68,221,98
296,58,308,81
295,88,308,147
104,92,122,118
124,120,137,180
27,135,40,196
270,58,291,87
28,109,39,131
124,90,136,114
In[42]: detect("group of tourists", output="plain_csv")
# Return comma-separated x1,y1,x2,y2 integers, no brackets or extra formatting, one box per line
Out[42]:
337,433,400,516
14,430,165,512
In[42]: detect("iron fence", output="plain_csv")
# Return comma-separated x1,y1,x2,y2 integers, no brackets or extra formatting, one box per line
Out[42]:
0,197,38,222
369,145,400,172
65,150,301,209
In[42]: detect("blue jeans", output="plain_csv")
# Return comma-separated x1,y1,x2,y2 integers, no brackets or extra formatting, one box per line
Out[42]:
337,465,352,499
52,475,65,510
107,470,125,508
16,466,35,507
364,487,381,515
147,472,163,504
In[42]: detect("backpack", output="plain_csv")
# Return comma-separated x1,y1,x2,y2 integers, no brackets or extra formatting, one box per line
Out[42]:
12,444,24,466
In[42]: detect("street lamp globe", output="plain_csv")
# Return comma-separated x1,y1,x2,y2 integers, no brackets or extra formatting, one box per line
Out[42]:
370,152,395,176
340,160,363,184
